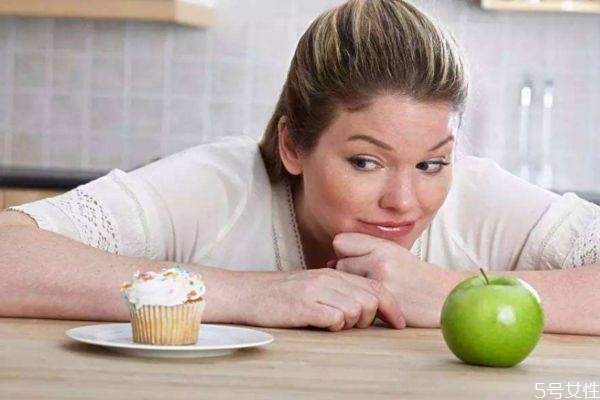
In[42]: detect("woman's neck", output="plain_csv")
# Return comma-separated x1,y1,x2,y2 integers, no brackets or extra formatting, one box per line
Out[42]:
291,180,337,270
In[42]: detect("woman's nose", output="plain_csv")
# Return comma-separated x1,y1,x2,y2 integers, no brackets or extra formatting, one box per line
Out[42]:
379,173,418,212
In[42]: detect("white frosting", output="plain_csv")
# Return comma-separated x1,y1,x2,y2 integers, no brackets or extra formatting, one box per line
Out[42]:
122,267,205,309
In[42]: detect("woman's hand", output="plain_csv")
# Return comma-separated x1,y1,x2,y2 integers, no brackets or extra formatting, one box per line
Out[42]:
234,268,406,331
332,232,459,328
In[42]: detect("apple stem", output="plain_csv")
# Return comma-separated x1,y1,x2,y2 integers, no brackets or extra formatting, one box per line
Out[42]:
479,268,490,285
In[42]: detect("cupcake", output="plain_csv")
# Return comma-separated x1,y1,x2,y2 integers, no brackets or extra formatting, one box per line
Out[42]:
121,267,206,345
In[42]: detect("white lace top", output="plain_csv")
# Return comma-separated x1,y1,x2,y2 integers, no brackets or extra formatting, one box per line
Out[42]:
8,136,600,271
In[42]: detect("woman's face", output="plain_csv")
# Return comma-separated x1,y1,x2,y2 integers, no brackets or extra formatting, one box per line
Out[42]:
291,94,458,250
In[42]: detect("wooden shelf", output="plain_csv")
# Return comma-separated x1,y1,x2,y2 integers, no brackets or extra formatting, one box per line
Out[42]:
0,188,64,209
0,0,214,28
482,0,600,14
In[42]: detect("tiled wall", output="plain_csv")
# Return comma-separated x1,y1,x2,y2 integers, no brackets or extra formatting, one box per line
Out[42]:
0,0,599,191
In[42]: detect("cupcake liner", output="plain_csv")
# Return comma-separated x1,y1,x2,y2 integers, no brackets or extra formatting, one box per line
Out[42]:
127,301,205,345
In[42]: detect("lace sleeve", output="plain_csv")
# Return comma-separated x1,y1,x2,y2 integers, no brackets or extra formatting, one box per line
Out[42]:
516,193,600,270
565,216,600,267
9,136,269,266
8,169,157,259
47,187,119,254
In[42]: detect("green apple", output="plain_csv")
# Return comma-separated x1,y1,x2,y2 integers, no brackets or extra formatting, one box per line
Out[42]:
440,269,544,367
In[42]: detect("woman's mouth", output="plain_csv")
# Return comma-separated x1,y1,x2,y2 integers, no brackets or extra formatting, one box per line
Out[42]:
358,220,415,239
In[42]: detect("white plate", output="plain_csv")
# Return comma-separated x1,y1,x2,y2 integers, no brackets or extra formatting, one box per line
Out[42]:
66,323,274,358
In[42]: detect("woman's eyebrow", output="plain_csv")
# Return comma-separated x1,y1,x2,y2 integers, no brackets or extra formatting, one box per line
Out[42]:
428,135,454,152
346,134,393,150
347,133,455,153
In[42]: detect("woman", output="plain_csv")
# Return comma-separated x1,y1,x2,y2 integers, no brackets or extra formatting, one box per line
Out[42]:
1,0,599,334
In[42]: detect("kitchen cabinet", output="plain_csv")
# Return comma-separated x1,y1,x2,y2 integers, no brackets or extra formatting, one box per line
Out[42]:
482,0,600,14
0,188,64,210
0,0,214,28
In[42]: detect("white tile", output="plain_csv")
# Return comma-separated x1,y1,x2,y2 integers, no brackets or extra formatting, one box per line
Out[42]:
50,94,84,133
289,18,304,41
48,134,82,169
11,133,42,167
292,0,342,22
130,98,163,136
209,101,244,137
552,154,595,191
411,0,436,16
214,0,263,23
461,76,507,160
464,1,506,25
498,74,544,172
209,23,249,58
172,27,208,59
548,14,598,74
0,130,6,164
14,52,47,89
0,93,8,128
431,0,466,25
128,22,167,57
12,93,45,133
551,73,593,116
92,56,124,92
89,136,123,169
53,20,87,51
462,21,506,74
124,136,162,170
504,14,550,75
90,97,124,132
171,61,205,96
211,62,248,100
250,63,287,104
169,98,205,135
0,51,8,87
163,134,205,157
0,17,12,50
251,22,295,64
250,0,293,19
14,18,50,51
52,53,86,91
250,103,275,139
92,21,125,54
130,57,164,94
0,0,596,194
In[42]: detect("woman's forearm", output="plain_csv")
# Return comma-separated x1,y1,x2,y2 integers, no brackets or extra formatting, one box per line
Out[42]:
0,226,408,330
0,226,241,322
501,265,600,336
438,265,600,336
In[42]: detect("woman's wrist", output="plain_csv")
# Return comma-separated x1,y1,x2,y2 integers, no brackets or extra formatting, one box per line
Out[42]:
418,263,470,327
179,264,248,324
198,267,283,326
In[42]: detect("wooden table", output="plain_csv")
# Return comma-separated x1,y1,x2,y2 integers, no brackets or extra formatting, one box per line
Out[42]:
2,318,600,399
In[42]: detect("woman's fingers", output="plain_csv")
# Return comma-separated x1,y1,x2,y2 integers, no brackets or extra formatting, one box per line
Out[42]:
366,279,406,329
308,270,405,330
335,254,371,277
307,303,345,331
350,288,379,328
272,268,405,331
334,265,406,329
330,285,378,329
317,289,363,330
333,232,383,258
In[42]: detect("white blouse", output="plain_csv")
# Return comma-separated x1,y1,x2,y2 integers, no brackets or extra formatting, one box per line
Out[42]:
8,136,600,272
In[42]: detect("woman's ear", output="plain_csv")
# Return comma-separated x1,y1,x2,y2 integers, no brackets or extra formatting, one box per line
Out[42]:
278,116,303,176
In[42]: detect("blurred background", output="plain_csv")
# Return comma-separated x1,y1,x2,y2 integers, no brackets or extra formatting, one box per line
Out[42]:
0,0,598,204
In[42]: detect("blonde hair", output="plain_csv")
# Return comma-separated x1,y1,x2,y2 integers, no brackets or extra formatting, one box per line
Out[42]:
259,0,469,182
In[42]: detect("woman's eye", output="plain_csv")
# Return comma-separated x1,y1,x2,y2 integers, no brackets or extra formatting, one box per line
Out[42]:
349,156,381,171
416,161,450,174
